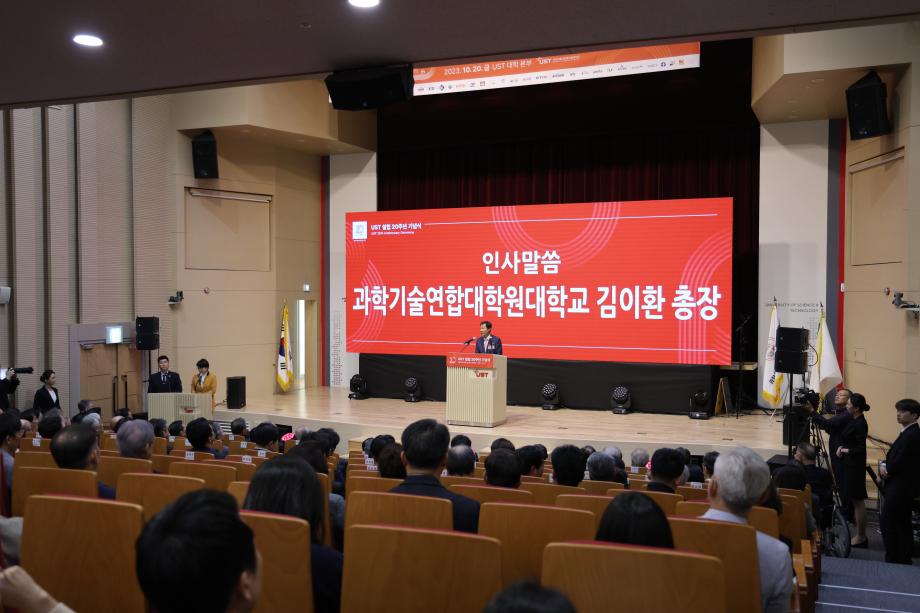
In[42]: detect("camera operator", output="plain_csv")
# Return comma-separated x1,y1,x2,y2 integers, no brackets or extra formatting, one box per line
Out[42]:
0,369,19,411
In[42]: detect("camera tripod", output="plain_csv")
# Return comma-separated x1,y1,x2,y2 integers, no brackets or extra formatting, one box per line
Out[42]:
808,414,852,558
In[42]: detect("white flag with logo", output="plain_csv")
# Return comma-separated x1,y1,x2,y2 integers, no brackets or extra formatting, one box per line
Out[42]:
761,305,784,408
809,311,842,395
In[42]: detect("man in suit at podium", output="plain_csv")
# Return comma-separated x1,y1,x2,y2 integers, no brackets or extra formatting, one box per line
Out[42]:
475,321,502,355
147,355,182,394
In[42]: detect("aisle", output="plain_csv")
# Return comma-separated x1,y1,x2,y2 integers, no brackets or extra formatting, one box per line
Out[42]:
817,557,920,612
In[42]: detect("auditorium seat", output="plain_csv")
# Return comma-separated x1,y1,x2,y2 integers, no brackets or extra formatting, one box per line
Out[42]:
240,511,314,613
675,501,780,539
677,484,710,501
345,475,404,498
13,451,57,469
152,437,168,455
12,467,98,516
226,440,256,454
555,494,612,531
582,480,623,496
97,456,153,488
151,453,184,474
101,436,119,452
169,436,189,449
518,482,586,505
98,449,119,458
627,479,649,490
609,489,683,515
341,525,501,613
669,517,761,612
224,454,268,466
22,496,145,612
204,459,257,481
478,502,595,586
116,473,206,521
169,461,236,491
316,472,334,548
345,492,452,531
439,475,483,488
19,438,51,452
227,481,249,506
627,466,648,476
169,449,217,461
542,542,726,613
520,475,549,483
449,485,534,504
779,495,807,554
472,466,486,478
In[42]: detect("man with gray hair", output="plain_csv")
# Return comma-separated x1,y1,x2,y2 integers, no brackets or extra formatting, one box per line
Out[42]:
630,447,649,469
586,452,617,481
703,447,792,613
117,420,155,460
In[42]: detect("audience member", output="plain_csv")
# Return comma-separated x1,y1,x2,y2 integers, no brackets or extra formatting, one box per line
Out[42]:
167,420,185,437
248,423,280,453
446,445,476,477
484,449,522,488
81,412,101,431
149,418,169,439
110,415,125,433
647,448,684,493
230,418,249,439
450,434,472,448
491,437,515,452
534,444,548,461
630,447,650,469
702,451,720,481
602,445,626,469
0,413,22,492
361,437,374,454
483,581,576,613
117,419,155,460
516,445,545,477
209,421,223,444
317,428,341,454
581,445,596,458
376,443,407,480
19,409,38,432
793,443,832,526
596,492,675,548
610,467,629,488
0,566,75,613
773,464,816,536
703,447,793,613
550,444,586,487
586,451,617,482
186,417,228,459
390,419,480,533
243,457,341,613
368,434,395,460
37,412,64,440
137,490,261,613
50,424,115,499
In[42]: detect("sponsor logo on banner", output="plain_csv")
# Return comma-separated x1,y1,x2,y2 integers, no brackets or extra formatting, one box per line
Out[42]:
352,221,368,241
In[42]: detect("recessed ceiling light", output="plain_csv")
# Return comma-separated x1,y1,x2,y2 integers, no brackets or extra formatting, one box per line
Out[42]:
348,0,380,7
73,34,103,47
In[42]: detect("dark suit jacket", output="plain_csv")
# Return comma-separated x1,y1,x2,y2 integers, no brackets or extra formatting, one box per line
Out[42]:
98,483,116,500
32,386,62,414
838,415,868,470
147,371,183,394
475,335,503,355
0,377,19,410
390,474,480,533
802,464,833,507
646,481,676,494
885,422,920,499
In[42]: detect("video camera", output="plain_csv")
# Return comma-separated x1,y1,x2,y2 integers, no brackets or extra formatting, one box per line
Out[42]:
794,387,820,410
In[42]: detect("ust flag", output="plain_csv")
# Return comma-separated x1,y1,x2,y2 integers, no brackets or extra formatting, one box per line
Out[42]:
277,302,293,392
761,305,784,408
809,311,843,395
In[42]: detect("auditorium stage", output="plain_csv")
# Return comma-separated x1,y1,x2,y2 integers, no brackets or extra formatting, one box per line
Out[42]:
214,387,787,459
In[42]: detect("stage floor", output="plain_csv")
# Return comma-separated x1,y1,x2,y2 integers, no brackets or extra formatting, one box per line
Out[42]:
214,387,787,458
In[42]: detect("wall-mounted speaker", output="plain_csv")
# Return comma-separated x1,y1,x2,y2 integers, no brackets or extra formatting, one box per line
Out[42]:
846,71,891,141
192,130,219,179
135,316,160,350
325,65,413,110
227,376,246,409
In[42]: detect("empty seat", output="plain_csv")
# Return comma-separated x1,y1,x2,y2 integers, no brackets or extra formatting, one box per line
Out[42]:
116,473,205,521
341,525,501,613
345,492,452,531
518,482,586,505
19,438,51,452
169,461,236,491
97,456,153,488
609,489,683,515
555,495,613,531
227,481,250,507
12,467,98,517
582,480,624,496
449,485,534,504
780,494,807,554
241,511,314,613
345,475,404,498
101,436,119,452
478,502,595,586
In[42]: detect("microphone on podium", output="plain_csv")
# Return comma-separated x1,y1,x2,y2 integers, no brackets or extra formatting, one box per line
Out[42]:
463,337,476,345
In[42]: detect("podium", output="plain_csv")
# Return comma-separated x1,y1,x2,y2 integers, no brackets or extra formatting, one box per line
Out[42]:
147,393,213,424
446,353,507,428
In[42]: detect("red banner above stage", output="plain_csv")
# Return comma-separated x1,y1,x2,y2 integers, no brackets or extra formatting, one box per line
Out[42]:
346,198,733,365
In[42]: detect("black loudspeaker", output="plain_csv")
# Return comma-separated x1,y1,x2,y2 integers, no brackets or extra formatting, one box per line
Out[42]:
776,327,809,352
192,130,219,179
783,410,810,447
135,317,160,350
846,71,891,141
227,376,246,410
325,65,413,110
775,350,808,375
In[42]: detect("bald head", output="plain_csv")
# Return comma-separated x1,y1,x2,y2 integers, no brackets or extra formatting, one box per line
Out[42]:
117,420,155,459
50,425,100,471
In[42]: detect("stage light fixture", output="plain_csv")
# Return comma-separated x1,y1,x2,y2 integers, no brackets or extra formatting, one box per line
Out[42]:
541,383,560,410
348,374,368,400
610,386,631,414
404,377,422,403
688,390,710,420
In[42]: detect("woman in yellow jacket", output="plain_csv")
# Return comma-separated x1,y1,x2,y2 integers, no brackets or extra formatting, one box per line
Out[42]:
191,358,217,406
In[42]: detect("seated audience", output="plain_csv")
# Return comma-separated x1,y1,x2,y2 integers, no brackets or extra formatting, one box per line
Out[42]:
675,446,705,482
243,457,341,613
596,492,675,548
793,442,833,523
630,447,650,469
317,427,341,455
167,420,185,437
450,434,472,448
586,451,617,482
516,445,545,478
376,443,407,480
773,464,817,536
110,415,127,433
534,444,548,461
484,581,576,613
368,434,395,461
75,399,95,419
491,437,515,452
703,447,793,613
149,418,169,439
390,419,480,533
50,424,115,499
602,445,626,469
0,413,23,492
37,412,65,440
702,451,720,481
209,421,224,445
484,449,522,488
81,412,102,431
19,410,38,432
647,448,685,493
248,422,279,453
581,445,597,458
361,437,374,455
550,444,587,487
230,417,249,439
186,417,229,459
116,420,155,460
446,445,476,477
137,490,261,613
288,442,345,549
610,467,629,488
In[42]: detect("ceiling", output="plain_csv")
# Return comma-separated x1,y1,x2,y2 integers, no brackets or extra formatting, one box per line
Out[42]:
3,1,920,108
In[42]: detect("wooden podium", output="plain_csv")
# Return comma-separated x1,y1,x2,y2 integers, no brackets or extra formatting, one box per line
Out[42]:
147,393,212,424
446,353,507,428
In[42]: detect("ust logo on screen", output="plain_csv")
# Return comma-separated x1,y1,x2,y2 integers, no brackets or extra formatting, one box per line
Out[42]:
352,221,368,241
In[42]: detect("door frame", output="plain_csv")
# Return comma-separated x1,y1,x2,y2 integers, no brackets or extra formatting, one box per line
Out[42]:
67,322,135,418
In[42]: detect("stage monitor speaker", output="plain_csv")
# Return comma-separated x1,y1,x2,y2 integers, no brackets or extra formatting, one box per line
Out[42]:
227,376,246,409
775,350,807,375
846,71,891,141
325,65,412,111
135,317,160,350
782,410,810,447
192,130,219,179
776,327,809,353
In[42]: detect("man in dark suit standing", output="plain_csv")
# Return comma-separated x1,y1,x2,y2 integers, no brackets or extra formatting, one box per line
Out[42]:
147,355,182,394
390,418,480,533
0,369,19,411
475,320,502,355
880,398,920,564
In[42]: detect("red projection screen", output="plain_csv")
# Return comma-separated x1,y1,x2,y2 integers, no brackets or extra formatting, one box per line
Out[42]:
346,198,732,365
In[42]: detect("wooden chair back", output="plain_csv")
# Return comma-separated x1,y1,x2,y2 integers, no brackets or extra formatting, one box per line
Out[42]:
677,484,710,501
153,437,168,455
520,474,549,483
780,495,806,553
555,495,612,531
582,480,624,496
169,461,236,491
341,525,501,613
345,475,404,498
439,475,481,488
224,454,268,467
478,502,595,586
627,466,648,476
316,472,334,548
22,496,145,612
542,542,726,613
19,437,51,452
674,501,781,539
169,436,190,449
116,473,205,522
204,460,257,481
227,440,256,454
98,449,119,458
13,451,57,469
627,479,649,490
345,492,452,531
12,467,98,517
449,485,534,504
669,517,761,612
169,449,216,461
609,489,683,515
240,511,314,613
228,481,250,506
777,487,810,509
101,436,119,452
519,482,586,505
97,456,153,488
237,447,282,460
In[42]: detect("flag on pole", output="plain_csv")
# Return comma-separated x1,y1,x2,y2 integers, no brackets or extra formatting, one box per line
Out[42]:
277,302,293,392
761,304,784,408
809,310,842,396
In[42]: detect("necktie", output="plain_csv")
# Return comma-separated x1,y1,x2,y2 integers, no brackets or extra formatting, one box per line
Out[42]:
162,374,166,384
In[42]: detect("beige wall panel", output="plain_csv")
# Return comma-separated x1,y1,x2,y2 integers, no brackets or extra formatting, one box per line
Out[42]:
175,291,276,350
0,112,9,361
275,149,321,192
843,292,909,373
274,183,321,243
85,374,115,400
210,134,276,186
185,194,271,271
850,157,906,266
843,361,910,444
783,23,920,75
276,239,321,292
177,344,276,400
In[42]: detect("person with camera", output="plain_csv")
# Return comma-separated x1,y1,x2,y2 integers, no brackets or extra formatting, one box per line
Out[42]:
879,399,920,564
0,369,19,412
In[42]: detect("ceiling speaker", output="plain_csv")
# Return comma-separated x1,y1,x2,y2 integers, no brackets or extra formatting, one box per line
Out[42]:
325,65,413,111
